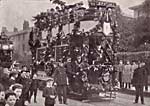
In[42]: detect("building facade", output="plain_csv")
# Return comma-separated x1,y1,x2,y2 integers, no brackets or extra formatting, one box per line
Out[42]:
129,5,144,18
6,29,32,65
129,1,149,18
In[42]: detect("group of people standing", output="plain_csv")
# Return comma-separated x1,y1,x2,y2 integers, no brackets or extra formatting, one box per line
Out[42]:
0,58,88,106
117,60,149,90
0,58,148,106
117,60,149,104
0,59,70,106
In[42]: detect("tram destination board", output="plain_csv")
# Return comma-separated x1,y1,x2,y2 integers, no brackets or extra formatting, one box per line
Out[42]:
88,0,116,8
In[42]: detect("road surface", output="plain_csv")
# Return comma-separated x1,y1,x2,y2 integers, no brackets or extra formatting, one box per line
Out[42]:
29,90,150,106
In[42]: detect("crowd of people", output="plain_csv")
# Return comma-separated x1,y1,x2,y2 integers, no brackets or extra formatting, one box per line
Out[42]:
116,60,149,90
0,56,114,106
0,58,149,106
0,65,39,106
0,60,70,106
116,60,149,104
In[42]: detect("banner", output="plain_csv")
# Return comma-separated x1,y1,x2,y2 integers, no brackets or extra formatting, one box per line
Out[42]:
88,0,116,8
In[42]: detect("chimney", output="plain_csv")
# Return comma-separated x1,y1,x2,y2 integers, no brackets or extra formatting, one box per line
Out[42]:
23,20,29,30
13,27,18,32
1,27,8,33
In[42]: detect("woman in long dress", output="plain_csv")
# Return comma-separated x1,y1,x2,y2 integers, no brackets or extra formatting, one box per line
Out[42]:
122,61,132,89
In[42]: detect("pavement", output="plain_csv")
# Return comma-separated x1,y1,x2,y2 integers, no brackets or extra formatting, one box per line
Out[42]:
127,85,150,93
119,86,150,97
90,93,150,106
29,90,150,106
29,90,93,106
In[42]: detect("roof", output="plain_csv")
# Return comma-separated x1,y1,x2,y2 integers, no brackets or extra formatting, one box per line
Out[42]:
6,28,31,37
129,4,143,11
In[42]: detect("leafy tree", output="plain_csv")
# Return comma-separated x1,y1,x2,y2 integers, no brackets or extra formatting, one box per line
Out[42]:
133,0,150,47
115,6,135,52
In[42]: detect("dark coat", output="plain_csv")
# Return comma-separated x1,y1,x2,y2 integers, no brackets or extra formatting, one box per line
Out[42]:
1,74,9,90
16,73,22,84
54,66,67,86
43,87,56,105
0,67,3,82
65,62,76,78
14,98,24,106
30,79,38,90
132,66,147,86
8,78,16,86
20,78,32,101
0,100,5,106
46,63,54,76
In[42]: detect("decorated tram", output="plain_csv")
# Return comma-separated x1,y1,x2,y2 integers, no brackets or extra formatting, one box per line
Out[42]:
29,0,120,99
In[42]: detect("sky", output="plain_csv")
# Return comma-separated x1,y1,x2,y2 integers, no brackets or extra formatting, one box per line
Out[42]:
0,0,145,31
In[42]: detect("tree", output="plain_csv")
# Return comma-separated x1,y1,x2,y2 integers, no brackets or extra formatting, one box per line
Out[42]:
13,27,18,32
115,6,135,52
133,0,150,47
143,0,150,17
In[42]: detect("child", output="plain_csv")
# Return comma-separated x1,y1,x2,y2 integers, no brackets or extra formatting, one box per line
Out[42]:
11,84,23,106
5,91,16,106
29,74,38,103
43,78,57,106
0,84,5,106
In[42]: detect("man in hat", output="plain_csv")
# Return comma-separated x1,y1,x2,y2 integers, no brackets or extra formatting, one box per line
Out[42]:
53,62,68,104
132,63,147,104
64,58,75,92
19,67,32,105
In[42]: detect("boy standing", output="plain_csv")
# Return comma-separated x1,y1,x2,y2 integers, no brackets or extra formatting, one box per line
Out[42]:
5,91,16,106
11,84,24,106
0,84,5,106
43,78,57,106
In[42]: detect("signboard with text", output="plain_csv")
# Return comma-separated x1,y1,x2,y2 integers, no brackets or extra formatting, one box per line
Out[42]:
88,0,116,8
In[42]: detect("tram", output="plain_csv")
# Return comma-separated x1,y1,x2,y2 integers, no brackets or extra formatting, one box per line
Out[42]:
0,32,13,68
29,0,120,99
